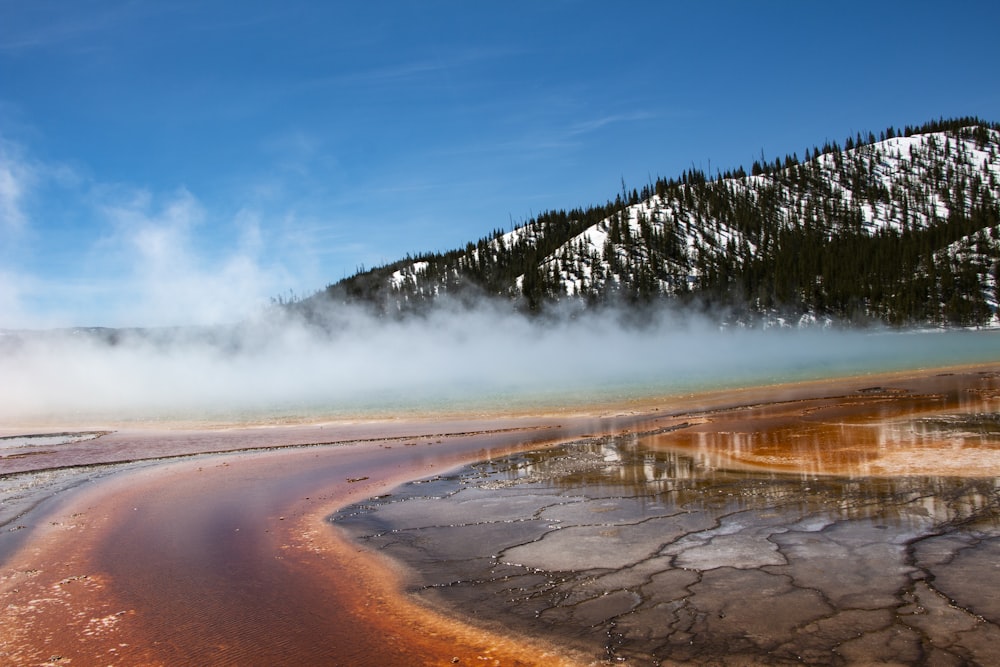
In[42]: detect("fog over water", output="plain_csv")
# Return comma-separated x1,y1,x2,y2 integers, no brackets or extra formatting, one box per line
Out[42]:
1,302,998,424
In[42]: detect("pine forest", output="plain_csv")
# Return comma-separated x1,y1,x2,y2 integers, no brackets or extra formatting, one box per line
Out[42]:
298,117,1000,328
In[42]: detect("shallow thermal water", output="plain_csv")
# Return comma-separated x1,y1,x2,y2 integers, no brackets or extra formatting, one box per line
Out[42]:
333,394,1000,665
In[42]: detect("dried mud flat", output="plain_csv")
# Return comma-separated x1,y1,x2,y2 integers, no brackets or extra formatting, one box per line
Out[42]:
336,369,1000,665
2,366,999,665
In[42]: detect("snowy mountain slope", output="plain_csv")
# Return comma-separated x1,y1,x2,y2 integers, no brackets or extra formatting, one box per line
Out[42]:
536,126,1000,298
306,119,1000,326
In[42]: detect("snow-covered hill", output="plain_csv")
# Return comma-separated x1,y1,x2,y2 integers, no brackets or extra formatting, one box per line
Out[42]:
309,119,1000,327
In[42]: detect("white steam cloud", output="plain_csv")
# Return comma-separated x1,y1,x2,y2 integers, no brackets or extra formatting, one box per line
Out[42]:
0,136,307,331
2,302,997,426
1,135,996,425
94,188,293,327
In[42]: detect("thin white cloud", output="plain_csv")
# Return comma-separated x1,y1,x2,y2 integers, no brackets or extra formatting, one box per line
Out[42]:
0,138,33,232
566,111,656,137
260,129,326,172
0,268,31,327
298,43,524,94
0,1,156,53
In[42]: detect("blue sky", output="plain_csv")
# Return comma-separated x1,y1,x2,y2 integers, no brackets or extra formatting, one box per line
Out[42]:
2,0,998,328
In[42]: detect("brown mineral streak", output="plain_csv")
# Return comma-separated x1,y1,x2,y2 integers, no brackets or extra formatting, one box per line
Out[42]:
1,364,998,666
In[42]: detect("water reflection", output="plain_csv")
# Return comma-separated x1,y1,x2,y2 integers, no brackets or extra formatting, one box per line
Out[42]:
332,373,1000,665
656,376,1000,478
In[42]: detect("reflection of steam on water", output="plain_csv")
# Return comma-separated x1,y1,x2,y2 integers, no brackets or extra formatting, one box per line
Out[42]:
1,303,998,423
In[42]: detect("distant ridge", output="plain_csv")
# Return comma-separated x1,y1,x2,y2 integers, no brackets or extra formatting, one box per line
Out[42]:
298,117,1000,328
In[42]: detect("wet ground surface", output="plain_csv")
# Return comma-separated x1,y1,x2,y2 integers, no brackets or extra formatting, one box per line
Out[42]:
0,411,654,666
333,374,1000,665
0,416,579,554
3,368,999,665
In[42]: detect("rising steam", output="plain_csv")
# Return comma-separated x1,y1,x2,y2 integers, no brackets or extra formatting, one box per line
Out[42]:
1,301,997,426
